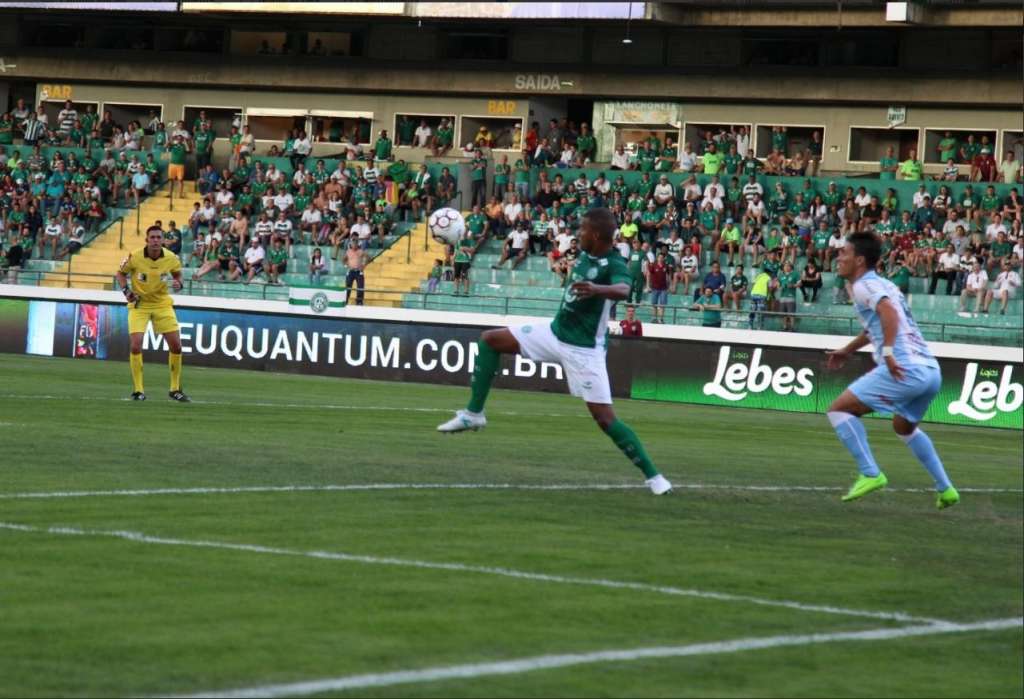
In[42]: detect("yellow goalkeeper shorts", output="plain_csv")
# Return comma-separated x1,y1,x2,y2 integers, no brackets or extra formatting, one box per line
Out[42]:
128,305,180,336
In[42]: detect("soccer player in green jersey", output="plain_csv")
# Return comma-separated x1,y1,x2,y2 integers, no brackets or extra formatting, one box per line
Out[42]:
437,208,672,495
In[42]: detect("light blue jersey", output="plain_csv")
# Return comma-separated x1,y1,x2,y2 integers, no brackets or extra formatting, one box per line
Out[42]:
850,271,938,369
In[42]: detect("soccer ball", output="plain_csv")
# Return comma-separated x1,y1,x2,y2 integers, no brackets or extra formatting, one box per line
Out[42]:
428,207,466,246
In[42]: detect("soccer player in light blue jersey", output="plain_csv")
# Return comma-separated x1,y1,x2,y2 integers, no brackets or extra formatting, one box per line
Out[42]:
824,232,959,509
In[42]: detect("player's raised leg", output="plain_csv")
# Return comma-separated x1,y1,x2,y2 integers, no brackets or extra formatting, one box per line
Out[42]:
436,327,516,432
826,389,887,501
587,402,671,494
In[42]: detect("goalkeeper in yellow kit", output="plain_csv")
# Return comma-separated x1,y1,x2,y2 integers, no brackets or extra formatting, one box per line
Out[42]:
115,227,191,402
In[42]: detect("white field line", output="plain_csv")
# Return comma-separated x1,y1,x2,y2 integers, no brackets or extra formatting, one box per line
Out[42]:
0,393,1017,453
0,521,946,625
1,482,1020,501
167,616,1024,699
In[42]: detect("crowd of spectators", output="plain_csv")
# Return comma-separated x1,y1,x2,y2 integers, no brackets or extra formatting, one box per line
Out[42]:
443,160,1022,325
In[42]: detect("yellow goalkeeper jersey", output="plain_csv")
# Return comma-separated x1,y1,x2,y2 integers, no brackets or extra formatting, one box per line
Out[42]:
119,247,182,308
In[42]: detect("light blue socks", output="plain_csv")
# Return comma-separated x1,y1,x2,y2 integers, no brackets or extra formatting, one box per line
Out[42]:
828,411,881,477
901,429,953,492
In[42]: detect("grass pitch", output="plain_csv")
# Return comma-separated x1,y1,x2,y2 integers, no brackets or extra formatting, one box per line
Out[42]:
0,353,1021,698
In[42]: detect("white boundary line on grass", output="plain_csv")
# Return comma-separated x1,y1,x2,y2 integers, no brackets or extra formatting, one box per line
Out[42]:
0,394,1018,454
0,521,946,625
2,482,1020,500
166,616,1024,699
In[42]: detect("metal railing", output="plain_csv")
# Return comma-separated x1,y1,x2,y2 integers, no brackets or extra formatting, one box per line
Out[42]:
4,270,1019,347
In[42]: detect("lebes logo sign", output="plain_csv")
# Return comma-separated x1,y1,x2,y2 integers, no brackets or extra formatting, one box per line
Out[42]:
948,363,1022,423
703,346,814,402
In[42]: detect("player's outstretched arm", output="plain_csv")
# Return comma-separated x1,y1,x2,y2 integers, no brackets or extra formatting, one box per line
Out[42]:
570,281,630,301
826,331,869,370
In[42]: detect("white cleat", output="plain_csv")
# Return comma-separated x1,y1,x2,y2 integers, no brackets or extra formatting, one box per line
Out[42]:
646,474,673,495
436,409,488,433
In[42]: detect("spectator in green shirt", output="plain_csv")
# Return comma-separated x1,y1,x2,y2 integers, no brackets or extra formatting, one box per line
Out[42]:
879,145,898,180
692,286,723,328
374,130,393,161
899,149,923,180
701,143,725,176
937,131,959,163
576,123,596,163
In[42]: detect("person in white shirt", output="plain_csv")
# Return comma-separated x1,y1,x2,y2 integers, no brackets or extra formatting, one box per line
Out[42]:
853,188,871,210
292,131,312,163
745,193,766,226
941,212,962,238
243,238,265,283
912,185,929,210
265,164,284,185
493,225,530,270
984,214,1007,242
272,212,295,254
611,146,630,171
558,144,576,167
682,176,702,205
678,143,698,172
413,120,432,148
502,195,523,228
291,164,308,187
701,178,724,212
958,261,989,313
593,174,611,195
350,215,372,249
674,246,700,296
573,174,590,192
653,175,674,206
734,127,750,159
299,204,323,243
214,185,234,208
253,212,274,245
741,175,763,204
998,151,1020,184
930,244,960,295
273,190,294,213
330,163,349,185
239,125,254,157
983,260,1021,314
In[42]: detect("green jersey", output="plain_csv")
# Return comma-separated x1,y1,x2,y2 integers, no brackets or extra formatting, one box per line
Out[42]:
890,265,911,289
637,149,656,173
764,231,782,250
153,130,167,149
875,219,895,236
0,119,13,145
514,160,529,183
899,159,923,180
962,142,981,161
453,237,474,263
778,270,799,298
576,134,595,155
494,163,510,185
937,137,958,162
761,259,780,278
700,211,718,231
550,250,631,348
374,138,392,160
741,158,762,177
701,294,722,326
930,237,948,251
194,130,213,154
627,249,644,278
268,247,288,266
436,126,453,146
169,143,187,165
812,230,831,250
879,156,898,180
723,153,742,175
657,146,677,172
992,241,1012,258
465,212,487,235
772,131,788,153
397,119,415,145
702,152,725,175
470,157,486,181
980,194,1000,212
823,189,841,207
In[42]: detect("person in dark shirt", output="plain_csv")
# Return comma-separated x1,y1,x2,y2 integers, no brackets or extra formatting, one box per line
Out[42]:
4,235,26,282
646,252,670,324
695,260,726,302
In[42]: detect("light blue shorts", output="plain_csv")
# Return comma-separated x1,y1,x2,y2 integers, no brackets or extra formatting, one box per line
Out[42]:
848,363,942,424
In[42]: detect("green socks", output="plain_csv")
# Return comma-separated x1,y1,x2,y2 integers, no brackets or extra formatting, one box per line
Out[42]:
606,419,659,478
466,340,501,414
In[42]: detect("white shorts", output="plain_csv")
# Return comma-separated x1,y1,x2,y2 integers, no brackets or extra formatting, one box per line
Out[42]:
509,322,612,404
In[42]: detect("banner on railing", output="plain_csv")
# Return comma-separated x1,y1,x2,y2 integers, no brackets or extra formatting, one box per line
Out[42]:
0,296,1020,430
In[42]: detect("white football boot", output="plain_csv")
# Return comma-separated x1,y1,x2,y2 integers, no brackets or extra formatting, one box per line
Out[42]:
646,474,673,495
436,410,488,433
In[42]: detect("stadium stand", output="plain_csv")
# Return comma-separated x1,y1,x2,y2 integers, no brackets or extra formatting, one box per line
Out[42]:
2,98,1020,344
